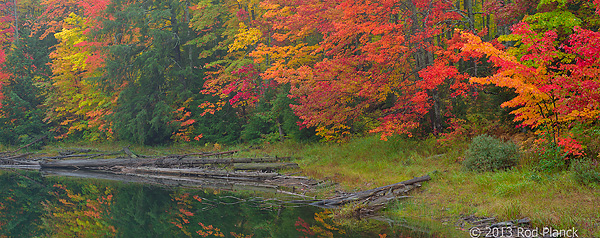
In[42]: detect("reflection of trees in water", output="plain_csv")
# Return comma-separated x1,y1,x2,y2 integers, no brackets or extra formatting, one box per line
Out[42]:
41,183,116,237
295,210,346,238
0,170,48,237
0,170,394,237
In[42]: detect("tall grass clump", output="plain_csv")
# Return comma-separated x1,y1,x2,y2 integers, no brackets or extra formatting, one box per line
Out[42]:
463,134,519,172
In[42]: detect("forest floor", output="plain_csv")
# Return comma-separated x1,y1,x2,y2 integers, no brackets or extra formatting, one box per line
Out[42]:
5,135,599,237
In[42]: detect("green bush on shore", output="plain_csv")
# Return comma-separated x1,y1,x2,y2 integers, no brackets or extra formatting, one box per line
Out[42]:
571,159,600,186
463,134,519,172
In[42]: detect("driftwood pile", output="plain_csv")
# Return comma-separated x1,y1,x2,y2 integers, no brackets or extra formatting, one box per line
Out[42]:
1,145,431,211
0,147,310,191
311,175,430,208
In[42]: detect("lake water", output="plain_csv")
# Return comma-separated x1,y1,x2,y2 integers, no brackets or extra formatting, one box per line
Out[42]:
0,169,455,237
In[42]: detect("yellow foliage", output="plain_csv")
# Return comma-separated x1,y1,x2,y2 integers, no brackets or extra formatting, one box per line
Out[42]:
228,22,262,52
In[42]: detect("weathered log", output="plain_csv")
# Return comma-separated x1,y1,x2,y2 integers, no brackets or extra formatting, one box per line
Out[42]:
39,157,297,169
161,150,240,159
3,152,34,160
11,135,48,154
197,150,239,157
58,148,95,156
310,175,431,208
0,136,48,156
127,167,279,181
0,153,38,165
41,168,280,192
123,147,138,158
37,153,112,160
233,162,300,171
0,164,41,169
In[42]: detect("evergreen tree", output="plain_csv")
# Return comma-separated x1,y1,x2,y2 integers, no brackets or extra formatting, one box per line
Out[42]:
0,33,54,145
102,0,199,145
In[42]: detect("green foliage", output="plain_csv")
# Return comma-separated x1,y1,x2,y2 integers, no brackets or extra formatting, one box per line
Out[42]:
102,0,201,145
112,92,177,145
568,123,600,158
571,159,600,185
533,130,570,172
524,10,582,34
0,33,54,146
241,112,275,144
538,0,568,9
193,101,243,145
536,143,569,172
241,87,317,144
274,91,318,142
463,134,520,172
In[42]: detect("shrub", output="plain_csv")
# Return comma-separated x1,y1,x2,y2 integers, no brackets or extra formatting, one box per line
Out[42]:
571,159,600,185
463,134,519,172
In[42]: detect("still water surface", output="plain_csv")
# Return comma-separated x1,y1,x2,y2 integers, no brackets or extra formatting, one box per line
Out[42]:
0,169,453,237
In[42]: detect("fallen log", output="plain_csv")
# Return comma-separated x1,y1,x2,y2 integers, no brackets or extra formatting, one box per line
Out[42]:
0,164,41,170
310,175,431,208
11,135,48,154
0,136,48,156
190,150,239,157
3,152,34,160
233,162,300,171
158,150,239,159
39,157,298,169
41,168,280,192
123,147,138,158
37,153,114,160
58,148,95,156
0,153,39,165
127,167,280,181
40,158,170,169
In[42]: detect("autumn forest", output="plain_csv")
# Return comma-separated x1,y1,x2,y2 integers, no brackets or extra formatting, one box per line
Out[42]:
0,0,598,156
2,0,600,236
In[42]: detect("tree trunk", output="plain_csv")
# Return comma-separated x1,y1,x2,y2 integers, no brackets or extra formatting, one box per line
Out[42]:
13,0,19,44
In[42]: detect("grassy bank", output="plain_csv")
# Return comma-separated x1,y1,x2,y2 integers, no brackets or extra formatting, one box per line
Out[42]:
240,135,600,237
17,135,599,237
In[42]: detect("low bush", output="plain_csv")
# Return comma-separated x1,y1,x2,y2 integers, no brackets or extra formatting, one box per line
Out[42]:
571,159,600,185
463,134,519,172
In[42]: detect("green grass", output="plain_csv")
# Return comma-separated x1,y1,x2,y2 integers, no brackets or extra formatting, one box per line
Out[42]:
244,135,600,237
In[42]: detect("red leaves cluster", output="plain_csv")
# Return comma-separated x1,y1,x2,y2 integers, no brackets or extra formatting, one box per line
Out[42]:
461,16,600,157
257,0,475,140
484,0,538,26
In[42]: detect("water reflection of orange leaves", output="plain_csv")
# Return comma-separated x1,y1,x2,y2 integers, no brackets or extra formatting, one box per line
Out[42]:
42,184,116,237
170,192,197,236
171,221,185,230
295,211,343,238
58,198,74,206
179,208,194,217
196,222,224,237
314,211,341,234
193,195,202,202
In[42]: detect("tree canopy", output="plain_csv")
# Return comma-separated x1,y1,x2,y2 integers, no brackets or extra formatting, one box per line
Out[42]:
0,0,598,157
